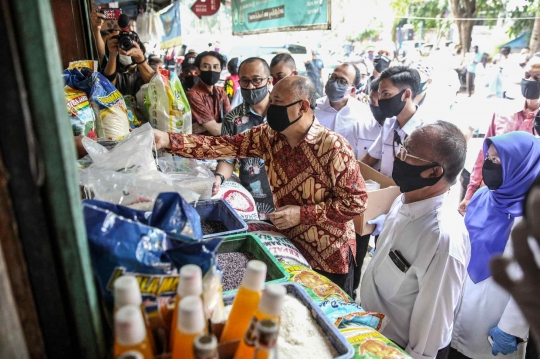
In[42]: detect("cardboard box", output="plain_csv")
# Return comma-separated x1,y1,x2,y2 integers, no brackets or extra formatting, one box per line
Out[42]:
354,162,401,236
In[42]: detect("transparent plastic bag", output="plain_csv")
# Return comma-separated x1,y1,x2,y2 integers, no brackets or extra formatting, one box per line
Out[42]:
157,157,215,199
82,123,157,174
79,168,200,208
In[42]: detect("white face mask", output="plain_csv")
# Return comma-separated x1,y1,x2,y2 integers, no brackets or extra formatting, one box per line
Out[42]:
119,54,132,66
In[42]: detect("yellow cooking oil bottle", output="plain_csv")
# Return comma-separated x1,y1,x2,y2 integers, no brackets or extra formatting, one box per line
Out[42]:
170,264,203,351
219,260,267,343
114,305,155,359
114,275,155,352
233,284,286,359
172,296,206,359
253,319,279,359
193,333,219,359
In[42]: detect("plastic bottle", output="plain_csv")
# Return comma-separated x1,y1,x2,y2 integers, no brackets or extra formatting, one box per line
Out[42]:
114,305,155,359
172,296,206,359
253,319,279,359
233,284,286,359
114,275,155,352
219,260,267,343
170,264,203,350
193,334,219,359
115,351,144,359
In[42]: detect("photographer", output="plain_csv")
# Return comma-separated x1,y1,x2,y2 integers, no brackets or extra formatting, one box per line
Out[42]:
101,17,154,97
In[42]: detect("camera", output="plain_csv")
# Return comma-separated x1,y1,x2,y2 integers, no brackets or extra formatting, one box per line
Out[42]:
117,30,139,51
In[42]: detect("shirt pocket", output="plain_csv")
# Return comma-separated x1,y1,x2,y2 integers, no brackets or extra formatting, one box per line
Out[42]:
374,253,406,300
355,139,375,159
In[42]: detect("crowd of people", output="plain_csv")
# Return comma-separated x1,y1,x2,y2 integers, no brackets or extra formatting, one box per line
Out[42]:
89,8,540,359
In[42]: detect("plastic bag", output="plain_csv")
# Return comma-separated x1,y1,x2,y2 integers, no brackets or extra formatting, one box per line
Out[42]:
339,324,412,359
123,95,142,128
68,60,98,72
252,229,311,267
64,84,95,136
136,84,149,123
158,157,214,199
146,68,192,134
83,123,157,174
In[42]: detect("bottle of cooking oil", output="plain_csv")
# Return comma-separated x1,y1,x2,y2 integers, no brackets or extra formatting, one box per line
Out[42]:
115,350,144,359
114,305,154,359
170,265,203,350
233,284,286,359
219,260,267,343
172,296,206,359
193,333,219,359
253,319,279,359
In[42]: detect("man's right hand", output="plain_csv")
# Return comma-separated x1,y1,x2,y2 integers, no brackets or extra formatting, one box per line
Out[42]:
458,199,470,216
107,37,119,57
212,176,221,196
154,129,171,150
90,7,105,31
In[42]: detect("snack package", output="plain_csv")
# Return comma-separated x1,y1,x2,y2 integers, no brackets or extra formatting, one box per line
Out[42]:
123,95,142,128
212,180,259,220
84,193,210,331
251,229,311,267
145,67,192,134
69,60,99,71
64,83,95,136
66,67,130,141
339,324,412,359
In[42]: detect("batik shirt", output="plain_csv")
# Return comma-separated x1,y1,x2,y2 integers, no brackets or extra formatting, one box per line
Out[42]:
220,103,275,218
168,121,368,273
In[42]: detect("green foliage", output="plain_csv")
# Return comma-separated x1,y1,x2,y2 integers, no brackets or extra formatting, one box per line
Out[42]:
507,0,538,38
390,0,448,29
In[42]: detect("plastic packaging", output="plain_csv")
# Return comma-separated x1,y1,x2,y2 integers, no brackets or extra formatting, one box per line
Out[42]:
172,296,206,359
114,305,154,359
339,324,412,359
220,260,267,343
252,230,311,267
158,157,214,199
211,181,259,221
365,179,381,192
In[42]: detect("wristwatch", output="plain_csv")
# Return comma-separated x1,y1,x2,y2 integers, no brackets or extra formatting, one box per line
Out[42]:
215,173,225,185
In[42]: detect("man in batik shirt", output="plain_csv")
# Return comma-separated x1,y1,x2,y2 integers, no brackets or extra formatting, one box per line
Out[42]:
154,76,367,296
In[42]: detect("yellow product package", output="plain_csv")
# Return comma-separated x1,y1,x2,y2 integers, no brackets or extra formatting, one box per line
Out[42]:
69,60,99,72
339,325,412,359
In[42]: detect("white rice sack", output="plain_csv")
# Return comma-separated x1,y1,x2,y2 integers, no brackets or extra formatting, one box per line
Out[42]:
212,181,259,221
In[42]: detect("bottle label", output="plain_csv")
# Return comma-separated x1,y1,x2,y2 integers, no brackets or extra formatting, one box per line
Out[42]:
243,316,259,347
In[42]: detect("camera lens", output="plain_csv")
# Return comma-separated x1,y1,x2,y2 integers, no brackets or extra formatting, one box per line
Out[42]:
119,37,133,51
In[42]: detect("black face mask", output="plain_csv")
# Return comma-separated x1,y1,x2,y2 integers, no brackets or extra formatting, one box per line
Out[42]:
183,75,199,90
482,159,503,190
392,157,442,193
267,100,302,133
199,70,220,86
373,55,390,73
378,90,407,118
370,104,386,125
521,79,540,100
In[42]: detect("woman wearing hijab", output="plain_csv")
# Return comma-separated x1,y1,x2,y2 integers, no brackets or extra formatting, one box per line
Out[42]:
450,131,540,359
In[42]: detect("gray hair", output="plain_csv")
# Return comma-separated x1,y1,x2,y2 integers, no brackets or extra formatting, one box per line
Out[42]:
423,120,467,185
291,76,317,109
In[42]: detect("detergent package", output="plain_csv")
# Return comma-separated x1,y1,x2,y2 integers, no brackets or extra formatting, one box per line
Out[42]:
146,68,192,134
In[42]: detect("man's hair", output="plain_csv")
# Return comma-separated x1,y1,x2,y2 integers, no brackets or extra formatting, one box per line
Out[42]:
370,77,381,94
238,57,270,77
194,51,226,69
379,66,421,98
227,57,239,75
422,120,467,185
148,55,162,66
270,53,296,70
338,63,361,88
291,76,317,109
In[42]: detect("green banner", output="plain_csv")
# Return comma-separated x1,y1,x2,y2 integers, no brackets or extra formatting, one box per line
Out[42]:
232,0,331,35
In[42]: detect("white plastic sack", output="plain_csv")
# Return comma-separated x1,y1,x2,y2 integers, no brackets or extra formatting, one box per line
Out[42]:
252,229,311,267
82,123,157,174
211,181,259,221
158,157,214,199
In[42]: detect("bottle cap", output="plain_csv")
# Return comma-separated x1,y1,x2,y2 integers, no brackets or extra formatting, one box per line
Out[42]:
256,319,279,349
241,260,267,292
114,305,147,346
177,264,202,297
258,284,286,317
178,295,206,334
193,334,218,357
115,350,144,359
114,275,142,309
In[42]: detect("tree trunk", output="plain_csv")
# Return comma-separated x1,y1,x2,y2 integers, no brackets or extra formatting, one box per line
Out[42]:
530,8,540,53
459,20,474,52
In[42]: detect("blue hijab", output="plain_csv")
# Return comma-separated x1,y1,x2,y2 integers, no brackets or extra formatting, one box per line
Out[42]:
466,131,540,283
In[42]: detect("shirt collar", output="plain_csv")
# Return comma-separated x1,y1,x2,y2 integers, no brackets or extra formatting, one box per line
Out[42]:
304,117,323,144
394,106,423,136
194,79,213,94
398,192,447,221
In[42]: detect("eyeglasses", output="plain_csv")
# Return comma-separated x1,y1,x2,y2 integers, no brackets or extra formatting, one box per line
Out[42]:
396,144,437,164
328,74,351,86
239,77,270,88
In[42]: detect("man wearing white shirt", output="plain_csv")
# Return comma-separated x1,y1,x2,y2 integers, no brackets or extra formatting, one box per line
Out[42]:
360,66,425,177
360,121,471,359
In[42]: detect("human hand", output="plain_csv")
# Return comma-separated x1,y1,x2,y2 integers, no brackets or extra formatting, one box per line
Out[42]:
107,37,119,57
267,205,301,230
153,129,171,150
120,41,145,63
488,327,518,356
458,198,470,216
212,176,221,196
367,214,387,236
90,7,105,30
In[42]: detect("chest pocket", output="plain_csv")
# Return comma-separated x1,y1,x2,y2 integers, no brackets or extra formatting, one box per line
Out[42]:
374,253,407,300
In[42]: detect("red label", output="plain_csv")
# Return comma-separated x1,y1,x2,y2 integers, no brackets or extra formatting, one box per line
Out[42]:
191,0,220,19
